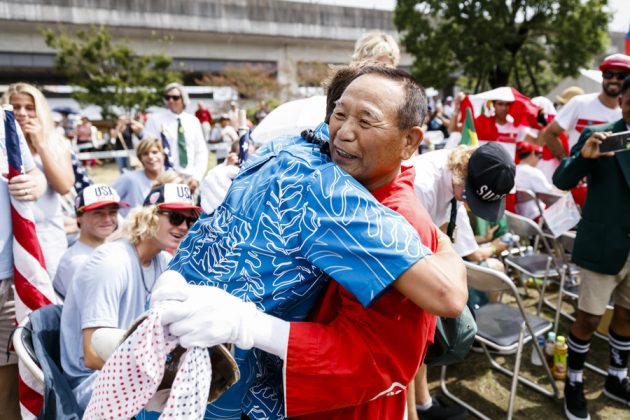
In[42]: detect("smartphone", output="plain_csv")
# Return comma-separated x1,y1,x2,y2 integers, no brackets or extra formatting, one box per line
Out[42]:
600,131,630,153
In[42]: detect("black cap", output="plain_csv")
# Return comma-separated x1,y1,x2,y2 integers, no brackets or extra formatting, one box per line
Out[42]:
465,143,515,221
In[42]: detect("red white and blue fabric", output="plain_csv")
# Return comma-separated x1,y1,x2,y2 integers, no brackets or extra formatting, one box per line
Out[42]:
160,129,174,170
4,108,58,419
85,310,211,419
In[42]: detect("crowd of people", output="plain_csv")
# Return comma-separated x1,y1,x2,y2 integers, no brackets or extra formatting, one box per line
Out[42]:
0,30,629,420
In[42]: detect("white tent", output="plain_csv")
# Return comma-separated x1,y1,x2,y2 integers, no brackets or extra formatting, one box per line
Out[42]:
545,69,602,102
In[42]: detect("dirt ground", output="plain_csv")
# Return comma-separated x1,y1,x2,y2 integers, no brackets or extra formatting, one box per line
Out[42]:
90,157,627,420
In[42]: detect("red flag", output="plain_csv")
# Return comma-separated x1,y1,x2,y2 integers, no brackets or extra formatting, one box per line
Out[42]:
626,25,630,56
3,106,58,419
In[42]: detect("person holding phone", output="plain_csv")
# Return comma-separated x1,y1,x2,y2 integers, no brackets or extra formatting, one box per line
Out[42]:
553,75,630,420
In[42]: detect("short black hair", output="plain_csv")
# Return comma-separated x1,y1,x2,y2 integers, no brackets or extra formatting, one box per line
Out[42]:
325,65,428,130
622,75,630,96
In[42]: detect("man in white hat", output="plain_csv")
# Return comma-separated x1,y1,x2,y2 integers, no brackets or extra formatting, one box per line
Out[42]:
52,184,129,298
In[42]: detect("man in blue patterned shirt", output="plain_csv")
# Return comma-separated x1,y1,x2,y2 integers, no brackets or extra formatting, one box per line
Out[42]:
157,66,467,419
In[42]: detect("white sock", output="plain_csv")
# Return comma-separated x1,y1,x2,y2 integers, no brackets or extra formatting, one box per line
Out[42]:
416,398,433,412
608,367,628,381
567,369,583,384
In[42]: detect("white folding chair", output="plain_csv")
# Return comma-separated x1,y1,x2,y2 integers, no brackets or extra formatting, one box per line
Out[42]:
440,262,559,419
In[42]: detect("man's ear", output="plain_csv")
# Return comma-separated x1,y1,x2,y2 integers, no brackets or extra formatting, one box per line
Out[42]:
401,126,423,160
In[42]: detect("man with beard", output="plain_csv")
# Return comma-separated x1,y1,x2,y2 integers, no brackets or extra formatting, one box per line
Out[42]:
542,54,630,170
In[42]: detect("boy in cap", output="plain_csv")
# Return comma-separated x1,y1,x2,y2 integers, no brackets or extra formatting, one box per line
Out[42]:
53,184,129,298
59,183,199,412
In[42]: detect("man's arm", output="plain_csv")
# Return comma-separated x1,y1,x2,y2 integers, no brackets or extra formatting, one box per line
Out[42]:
191,119,208,181
392,235,467,318
83,328,105,370
541,120,567,159
552,128,606,190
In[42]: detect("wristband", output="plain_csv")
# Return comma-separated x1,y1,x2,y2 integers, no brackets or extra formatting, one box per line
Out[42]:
490,244,497,256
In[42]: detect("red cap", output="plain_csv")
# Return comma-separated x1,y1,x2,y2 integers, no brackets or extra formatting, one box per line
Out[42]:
599,54,630,72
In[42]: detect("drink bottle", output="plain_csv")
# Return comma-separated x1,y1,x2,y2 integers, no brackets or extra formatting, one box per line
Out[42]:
553,335,568,380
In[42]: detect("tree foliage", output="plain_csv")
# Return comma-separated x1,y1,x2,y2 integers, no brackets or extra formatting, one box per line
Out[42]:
44,26,181,118
197,64,280,101
394,0,610,96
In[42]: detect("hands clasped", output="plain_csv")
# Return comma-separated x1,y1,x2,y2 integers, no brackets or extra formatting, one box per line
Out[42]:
151,271,259,350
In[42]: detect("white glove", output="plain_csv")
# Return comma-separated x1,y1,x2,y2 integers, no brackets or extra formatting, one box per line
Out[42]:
150,270,189,306
158,284,289,358
90,328,127,362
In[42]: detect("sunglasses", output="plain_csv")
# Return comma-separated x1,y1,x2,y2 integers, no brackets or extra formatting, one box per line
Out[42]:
158,210,197,228
164,95,182,101
602,71,629,81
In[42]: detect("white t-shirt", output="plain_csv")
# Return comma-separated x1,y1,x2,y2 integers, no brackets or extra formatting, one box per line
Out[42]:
515,163,555,219
405,149,455,226
453,205,479,257
52,240,95,298
554,93,621,151
111,169,154,217
144,110,208,181
406,149,479,257
33,154,67,279
59,239,171,408
0,118,35,279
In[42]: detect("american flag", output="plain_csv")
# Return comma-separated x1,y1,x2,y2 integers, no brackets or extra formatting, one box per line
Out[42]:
160,125,174,170
3,106,58,419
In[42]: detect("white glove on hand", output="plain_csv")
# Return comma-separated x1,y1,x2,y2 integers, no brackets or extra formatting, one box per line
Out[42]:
159,285,259,350
150,270,190,306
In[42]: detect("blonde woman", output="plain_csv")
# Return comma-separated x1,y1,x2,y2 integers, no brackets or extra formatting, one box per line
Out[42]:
2,83,74,279
112,137,167,216
59,182,199,411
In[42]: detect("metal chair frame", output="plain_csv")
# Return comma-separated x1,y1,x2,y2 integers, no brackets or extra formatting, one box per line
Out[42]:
440,262,559,419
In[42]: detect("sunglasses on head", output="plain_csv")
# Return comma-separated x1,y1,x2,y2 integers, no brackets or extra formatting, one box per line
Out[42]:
602,71,629,81
158,210,197,228
164,95,182,101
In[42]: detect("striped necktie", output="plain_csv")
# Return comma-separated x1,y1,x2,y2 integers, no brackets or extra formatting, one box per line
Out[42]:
177,117,188,167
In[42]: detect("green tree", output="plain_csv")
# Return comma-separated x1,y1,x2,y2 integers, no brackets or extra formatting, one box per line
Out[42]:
394,0,610,96
197,64,280,101
44,26,181,118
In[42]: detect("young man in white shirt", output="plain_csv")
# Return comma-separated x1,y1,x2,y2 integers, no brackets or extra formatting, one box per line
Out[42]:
143,83,208,193
53,184,129,298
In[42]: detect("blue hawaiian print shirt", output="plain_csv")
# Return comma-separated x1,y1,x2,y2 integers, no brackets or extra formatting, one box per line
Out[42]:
167,123,431,419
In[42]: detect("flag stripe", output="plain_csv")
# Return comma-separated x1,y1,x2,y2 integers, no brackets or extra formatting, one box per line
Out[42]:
4,108,52,417
18,373,43,418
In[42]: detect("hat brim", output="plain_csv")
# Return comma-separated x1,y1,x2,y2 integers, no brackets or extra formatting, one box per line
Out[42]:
159,203,202,212
80,201,130,212
465,180,506,222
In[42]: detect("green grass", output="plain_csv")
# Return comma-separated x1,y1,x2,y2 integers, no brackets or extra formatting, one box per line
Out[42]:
429,288,624,419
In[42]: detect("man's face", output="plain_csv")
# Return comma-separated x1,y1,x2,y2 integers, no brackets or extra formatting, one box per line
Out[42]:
620,88,630,126
329,74,419,191
78,204,119,242
494,101,512,121
602,68,628,98
164,88,185,114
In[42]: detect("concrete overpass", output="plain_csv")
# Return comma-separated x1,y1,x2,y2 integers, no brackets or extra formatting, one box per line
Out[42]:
0,0,410,88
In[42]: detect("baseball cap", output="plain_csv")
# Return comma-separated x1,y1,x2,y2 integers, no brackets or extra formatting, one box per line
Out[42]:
465,143,516,222
75,184,130,213
143,183,201,213
516,141,543,163
599,54,630,73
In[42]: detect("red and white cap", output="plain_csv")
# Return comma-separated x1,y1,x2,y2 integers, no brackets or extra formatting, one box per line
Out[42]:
599,54,630,72
75,184,130,213
143,183,201,213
